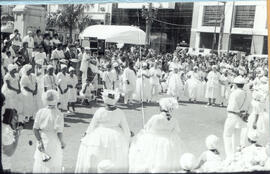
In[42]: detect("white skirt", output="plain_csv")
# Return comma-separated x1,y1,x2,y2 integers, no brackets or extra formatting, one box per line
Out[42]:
75,127,129,173
68,88,77,102
129,130,185,173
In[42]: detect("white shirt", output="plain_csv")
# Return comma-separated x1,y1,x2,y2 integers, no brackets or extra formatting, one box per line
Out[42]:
149,67,161,85
22,35,34,49
227,88,251,113
80,53,90,72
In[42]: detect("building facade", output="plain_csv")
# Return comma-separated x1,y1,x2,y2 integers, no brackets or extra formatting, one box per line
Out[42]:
190,0,268,55
111,2,193,53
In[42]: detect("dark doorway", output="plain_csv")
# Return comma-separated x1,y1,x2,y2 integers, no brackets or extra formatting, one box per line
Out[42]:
199,32,219,50
230,34,252,54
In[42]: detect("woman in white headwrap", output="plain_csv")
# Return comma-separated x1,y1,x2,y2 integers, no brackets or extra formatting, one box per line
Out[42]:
20,64,38,121
135,62,151,102
196,135,222,172
179,153,197,173
34,58,46,111
56,64,69,111
185,66,201,103
167,65,184,101
205,65,221,106
44,65,57,92
1,64,23,120
129,97,185,173
32,89,65,173
67,67,78,113
75,90,131,173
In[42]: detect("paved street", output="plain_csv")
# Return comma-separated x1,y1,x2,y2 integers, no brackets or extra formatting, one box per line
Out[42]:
11,96,229,173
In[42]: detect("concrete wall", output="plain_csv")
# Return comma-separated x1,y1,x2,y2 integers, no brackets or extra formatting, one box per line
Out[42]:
190,0,268,54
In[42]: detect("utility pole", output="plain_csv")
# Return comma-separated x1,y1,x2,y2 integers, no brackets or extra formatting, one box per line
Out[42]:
227,1,235,54
218,2,226,56
142,3,157,47
211,4,219,55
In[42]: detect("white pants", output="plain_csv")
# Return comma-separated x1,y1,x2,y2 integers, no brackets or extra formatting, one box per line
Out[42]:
223,113,247,158
82,72,87,85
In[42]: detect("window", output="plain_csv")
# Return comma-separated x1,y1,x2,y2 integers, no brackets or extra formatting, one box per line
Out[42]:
234,5,255,28
202,6,224,26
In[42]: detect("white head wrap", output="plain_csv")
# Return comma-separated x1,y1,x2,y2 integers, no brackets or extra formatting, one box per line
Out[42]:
205,134,219,150
7,64,17,72
159,97,178,112
102,89,120,106
47,65,54,71
22,64,32,75
69,67,75,72
247,129,259,142
42,89,59,106
180,153,196,171
233,76,246,84
97,160,115,173
60,64,67,70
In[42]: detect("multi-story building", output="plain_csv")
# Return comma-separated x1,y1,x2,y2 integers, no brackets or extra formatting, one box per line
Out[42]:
111,2,193,53
190,0,268,55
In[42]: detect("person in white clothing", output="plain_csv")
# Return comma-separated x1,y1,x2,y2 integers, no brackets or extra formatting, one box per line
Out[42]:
80,78,95,105
122,61,136,104
167,65,184,101
205,65,221,106
179,153,197,173
67,67,78,113
129,97,185,172
51,44,65,71
102,64,116,90
219,69,231,107
135,62,151,102
75,90,131,173
80,47,91,84
149,63,162,102
22,31,35,61
44,65,57,92
20,64,38,121
223,76,251,159
196,135,222,172
56,64,70,111
32,89,65,173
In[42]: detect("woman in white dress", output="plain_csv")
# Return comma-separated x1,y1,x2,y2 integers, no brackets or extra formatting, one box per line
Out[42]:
129,97,185,173
56,64,69,111
135,62,151,102
34,59,45,111
75,90,131,173
20,64,38,121
149,63,162,102
205,65,221,106
167,65,184,101
219,69,231,107
44,65,57,92
122,61,136,104
67,67,78,113
186,66,201,103
1,64,24,121
33,89,65,173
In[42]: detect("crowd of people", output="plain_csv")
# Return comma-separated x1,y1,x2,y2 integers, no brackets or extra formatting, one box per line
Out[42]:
1,28,270,173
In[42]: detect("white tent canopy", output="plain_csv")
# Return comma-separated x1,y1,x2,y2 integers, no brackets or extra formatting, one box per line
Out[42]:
79,25,146,45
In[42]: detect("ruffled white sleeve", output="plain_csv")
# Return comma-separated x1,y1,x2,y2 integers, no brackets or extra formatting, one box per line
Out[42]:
2,125,15,146
85,108,101,134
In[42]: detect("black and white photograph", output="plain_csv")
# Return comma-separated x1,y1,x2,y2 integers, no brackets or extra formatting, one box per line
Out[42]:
0,0,269,173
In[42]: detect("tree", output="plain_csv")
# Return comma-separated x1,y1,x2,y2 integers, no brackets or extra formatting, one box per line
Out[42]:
78,15,94,32
53,4,85,43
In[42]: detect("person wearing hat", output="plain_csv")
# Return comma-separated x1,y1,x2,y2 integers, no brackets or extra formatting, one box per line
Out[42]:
129,97,185,172
22,31,35,61
80,47,91,84
167,64,184,101
56,64,70,111
111,62,121,92
196,135,222,172
1,64,23,119
122,61,137,104
134,62,151,102
44,65,57,92
223,76,251,159
205,65,221,106
67,67,78,113
33,89,65,173
20,64,38,122
75,90,131,173
34,45,46,66
51,43,65,71
185,66,202,103
219,69,231,107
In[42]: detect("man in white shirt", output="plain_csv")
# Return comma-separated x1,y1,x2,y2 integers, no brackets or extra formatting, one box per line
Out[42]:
102,64,115,90
22,31,35,61
80,47,91,84
223,76,251,159
122,61,136,104
51,43,65,70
